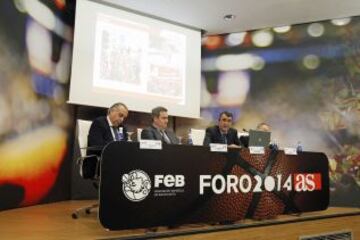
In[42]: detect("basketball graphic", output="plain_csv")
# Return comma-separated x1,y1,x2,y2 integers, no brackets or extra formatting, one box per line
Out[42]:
122,170,151,202
189,148,327,222
100,142,329,230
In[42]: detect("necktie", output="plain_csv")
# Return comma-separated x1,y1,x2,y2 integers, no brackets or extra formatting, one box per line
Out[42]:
222,134,227,144
112,127,121,141
160,130,171,144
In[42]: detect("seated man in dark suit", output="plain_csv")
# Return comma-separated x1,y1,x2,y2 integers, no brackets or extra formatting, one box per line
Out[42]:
141,106,179,144
240,122,271,148
203,111,240,147
87,102,129,155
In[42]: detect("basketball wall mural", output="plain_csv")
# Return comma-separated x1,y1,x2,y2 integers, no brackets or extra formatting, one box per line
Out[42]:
200,17,360,207
0,0,358,213
0,0,75,210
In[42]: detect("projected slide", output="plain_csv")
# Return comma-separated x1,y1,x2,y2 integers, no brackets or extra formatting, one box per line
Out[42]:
93,14,186,104
70,0,200,118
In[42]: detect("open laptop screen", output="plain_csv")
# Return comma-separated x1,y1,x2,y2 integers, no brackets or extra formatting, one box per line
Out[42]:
248,130,271,147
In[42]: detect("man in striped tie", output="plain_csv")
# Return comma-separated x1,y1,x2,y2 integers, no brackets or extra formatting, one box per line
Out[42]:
141,106,179,144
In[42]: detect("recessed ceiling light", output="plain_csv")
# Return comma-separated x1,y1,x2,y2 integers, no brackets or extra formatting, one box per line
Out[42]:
331,17,351,26
273,25,291,33
224,14,236,21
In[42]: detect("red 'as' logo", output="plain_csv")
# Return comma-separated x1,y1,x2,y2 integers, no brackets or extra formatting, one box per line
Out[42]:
293,173,322,191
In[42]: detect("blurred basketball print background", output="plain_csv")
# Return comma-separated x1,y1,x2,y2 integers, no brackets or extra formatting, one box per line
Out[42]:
201,18,360,207
0,0,358,211
0,0,74,210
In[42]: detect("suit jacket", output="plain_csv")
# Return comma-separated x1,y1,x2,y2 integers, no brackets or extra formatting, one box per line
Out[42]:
141,125,179,144
203,126,240,146
87,116,128,155
239,135,249,148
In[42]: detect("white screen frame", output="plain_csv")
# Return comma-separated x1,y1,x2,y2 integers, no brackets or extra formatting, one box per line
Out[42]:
69,0,201,118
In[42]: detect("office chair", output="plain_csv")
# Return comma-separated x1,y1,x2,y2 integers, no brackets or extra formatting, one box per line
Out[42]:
71,119,100,219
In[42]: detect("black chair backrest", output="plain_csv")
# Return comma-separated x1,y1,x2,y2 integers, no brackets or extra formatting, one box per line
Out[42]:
80,155,99,179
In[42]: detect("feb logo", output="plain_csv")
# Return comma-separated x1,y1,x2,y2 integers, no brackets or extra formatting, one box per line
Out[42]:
122,170,151,202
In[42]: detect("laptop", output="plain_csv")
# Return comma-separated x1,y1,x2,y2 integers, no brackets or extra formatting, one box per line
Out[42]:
248,130,271,147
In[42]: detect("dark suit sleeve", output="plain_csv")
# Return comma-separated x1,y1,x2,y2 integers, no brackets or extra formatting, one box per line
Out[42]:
239,136,249,148
122,125,128,142
167,131,179,144
203,127,212,146
141,128,153,140
88,119,107,147
233,129,240,146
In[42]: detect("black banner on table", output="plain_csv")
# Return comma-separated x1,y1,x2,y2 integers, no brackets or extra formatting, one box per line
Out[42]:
99,142,329,230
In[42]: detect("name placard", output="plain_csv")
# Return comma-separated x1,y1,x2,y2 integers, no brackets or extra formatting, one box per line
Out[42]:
284,147,297,155
209,143,228,152
139,140,162,150
249,146,265,154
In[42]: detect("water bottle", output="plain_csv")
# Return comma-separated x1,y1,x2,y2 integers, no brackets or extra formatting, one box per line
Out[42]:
118,127,124,141
296,141,303,153
188,130,193,145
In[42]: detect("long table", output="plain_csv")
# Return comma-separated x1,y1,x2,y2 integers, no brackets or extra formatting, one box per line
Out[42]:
99,142,329,230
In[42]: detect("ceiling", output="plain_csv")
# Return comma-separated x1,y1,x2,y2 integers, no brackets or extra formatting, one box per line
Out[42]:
101,0,360,35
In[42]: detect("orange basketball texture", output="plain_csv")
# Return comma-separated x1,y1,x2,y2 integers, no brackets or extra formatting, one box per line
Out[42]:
189,149,294,222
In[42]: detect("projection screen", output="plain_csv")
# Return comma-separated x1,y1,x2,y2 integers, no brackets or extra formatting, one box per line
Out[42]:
69,0,201,118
